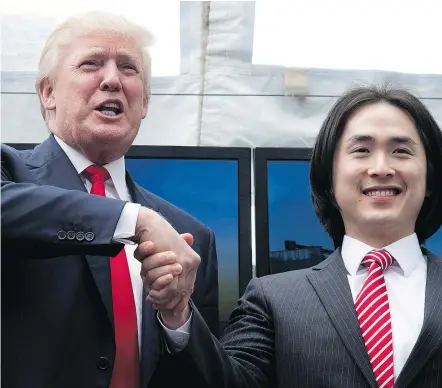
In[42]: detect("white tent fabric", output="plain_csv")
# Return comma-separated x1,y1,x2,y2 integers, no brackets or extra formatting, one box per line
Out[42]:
2,1,442,146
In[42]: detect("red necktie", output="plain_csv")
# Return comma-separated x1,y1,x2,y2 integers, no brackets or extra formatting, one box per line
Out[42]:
83,165,139,388
355,249,395,388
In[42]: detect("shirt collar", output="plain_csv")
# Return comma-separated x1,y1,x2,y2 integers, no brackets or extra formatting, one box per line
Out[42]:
342,233,423,277
54,135,128,200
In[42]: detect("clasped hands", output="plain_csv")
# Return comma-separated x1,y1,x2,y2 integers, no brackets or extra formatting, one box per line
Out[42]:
135,233,196,329
134,208,200,329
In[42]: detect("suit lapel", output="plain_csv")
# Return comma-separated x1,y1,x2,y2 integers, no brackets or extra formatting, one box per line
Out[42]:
28,136,114,326
27,135,88,192
395,252,442,388
127,176,161,387
306,250,378,388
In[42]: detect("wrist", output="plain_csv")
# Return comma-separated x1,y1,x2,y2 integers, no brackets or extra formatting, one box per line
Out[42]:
135,207,159,243
160,304,191,330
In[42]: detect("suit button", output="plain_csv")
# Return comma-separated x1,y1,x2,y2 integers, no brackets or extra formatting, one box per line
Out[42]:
57,231,67,240
97,357,110,371
85,232,95,242
76,232,85,241
67,231,76,240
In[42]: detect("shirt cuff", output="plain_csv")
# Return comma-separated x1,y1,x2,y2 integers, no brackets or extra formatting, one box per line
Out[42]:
112,203,141,244
157,311,192,353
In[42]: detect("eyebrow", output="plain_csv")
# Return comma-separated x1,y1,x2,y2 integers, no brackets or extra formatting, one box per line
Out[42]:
346,135,419,146
80,47,141,65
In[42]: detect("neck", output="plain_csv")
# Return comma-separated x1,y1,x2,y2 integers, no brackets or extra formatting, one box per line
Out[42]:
53,131,124,165
345,224,414,248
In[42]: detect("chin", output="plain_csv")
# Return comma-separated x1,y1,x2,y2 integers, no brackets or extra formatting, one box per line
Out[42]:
364,213,399,227
89,126,134,145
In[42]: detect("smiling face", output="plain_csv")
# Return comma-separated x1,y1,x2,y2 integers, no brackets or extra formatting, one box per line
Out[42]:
333,102,428,246
39,31,148,164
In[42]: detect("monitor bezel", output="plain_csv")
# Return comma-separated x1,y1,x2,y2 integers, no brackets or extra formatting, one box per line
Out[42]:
254,147,312,277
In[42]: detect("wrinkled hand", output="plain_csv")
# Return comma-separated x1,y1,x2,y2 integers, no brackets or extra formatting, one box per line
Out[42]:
134,216,197,328
134,208,200,312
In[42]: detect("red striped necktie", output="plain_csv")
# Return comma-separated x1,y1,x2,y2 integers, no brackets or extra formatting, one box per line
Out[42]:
355,249,395,388
83,165,139,388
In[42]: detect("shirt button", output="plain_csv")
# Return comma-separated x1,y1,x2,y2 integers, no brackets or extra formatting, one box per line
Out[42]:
96,357,110,371
76,232,85,241
67,231,76,240
85,232,95,242
57,230,67,240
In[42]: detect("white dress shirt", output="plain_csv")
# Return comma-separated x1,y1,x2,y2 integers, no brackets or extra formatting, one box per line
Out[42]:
54,135,189,352
341,233,427,378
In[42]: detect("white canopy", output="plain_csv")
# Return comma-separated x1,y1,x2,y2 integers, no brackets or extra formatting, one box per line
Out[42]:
2,0,441,146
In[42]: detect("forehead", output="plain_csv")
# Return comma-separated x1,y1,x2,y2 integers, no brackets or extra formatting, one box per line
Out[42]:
63,31,143,63
342,102,421,142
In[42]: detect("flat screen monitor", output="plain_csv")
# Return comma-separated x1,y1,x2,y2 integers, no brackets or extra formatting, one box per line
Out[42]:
7,142,253,332
254,147,442,277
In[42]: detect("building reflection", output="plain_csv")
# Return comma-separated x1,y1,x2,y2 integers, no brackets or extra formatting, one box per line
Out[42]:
269,240,333,273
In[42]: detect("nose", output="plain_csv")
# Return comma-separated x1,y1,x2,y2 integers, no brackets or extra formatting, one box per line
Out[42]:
367,153,395,177
99,61,122,92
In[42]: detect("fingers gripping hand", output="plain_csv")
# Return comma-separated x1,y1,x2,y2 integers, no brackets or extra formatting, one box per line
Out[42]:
173,232,199,299
136,234,196,313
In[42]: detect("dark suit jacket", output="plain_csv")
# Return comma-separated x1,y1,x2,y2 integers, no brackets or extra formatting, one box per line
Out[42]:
176,248,442,388
1,136,219,388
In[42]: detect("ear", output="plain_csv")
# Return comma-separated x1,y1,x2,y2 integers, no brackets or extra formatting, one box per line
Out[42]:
38,78,56,111
141,95,148,119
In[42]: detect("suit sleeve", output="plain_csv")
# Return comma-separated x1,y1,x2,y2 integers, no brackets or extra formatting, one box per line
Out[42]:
1,152,126,259
196,228,220,337
186,277,274,388
152,277,274,388
147,228,221,388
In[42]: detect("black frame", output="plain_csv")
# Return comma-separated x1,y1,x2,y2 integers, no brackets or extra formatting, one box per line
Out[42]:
6,143,253,296
254,147,312,277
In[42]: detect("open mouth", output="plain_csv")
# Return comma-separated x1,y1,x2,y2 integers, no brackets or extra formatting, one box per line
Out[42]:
362,188,402,197
95,101,123,117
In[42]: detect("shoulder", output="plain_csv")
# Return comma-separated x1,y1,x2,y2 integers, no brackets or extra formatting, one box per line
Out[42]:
245,267,315,301
234,268,318,315
2,143,32,159
259,267,314,288
1,144,35,173
424,248,442,264
255,248,341,292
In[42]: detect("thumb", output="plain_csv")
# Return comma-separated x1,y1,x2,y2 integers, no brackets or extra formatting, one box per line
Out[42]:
180,233,194,247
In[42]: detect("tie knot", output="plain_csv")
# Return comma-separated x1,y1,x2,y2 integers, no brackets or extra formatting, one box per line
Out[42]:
83,165,110,184
361,249,394,271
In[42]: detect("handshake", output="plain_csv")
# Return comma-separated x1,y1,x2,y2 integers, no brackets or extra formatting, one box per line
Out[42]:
133,207,200,329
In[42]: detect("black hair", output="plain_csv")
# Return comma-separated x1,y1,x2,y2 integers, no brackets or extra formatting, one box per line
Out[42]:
310,85,442,247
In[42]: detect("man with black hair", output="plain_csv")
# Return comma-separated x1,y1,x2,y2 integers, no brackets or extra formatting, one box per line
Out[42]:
142,86,442,388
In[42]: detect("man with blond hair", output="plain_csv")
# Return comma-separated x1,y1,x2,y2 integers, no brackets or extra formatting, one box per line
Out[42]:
1,11,218,388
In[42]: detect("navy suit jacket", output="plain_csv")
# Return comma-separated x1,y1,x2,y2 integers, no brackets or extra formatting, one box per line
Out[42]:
176,249,442,388
1,136,219,388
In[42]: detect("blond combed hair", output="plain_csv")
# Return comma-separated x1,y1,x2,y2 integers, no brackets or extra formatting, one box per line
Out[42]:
36,11,154,122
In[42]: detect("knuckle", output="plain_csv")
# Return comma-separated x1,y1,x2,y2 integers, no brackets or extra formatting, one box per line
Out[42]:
145,241,154,251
